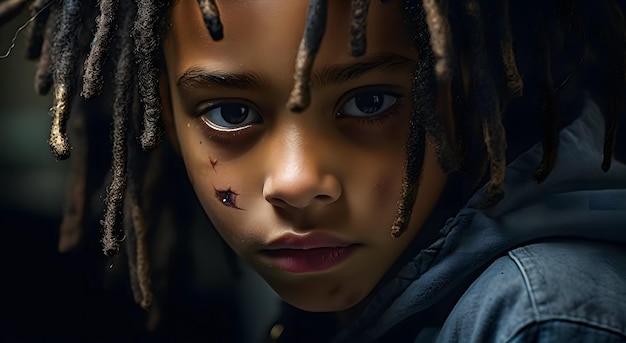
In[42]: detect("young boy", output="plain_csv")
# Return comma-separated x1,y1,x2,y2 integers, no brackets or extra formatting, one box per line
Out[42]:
2,0,626,342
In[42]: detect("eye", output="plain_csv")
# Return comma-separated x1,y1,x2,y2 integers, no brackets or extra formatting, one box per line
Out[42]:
337,91,398,118
200,102,262,131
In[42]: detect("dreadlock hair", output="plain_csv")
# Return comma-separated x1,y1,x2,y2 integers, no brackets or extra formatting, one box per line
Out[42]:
33,6,52,95
24,0,50,60
197,0,223,41
0,0,173,309
81,0,118,98
2,0,625,308
349,0,371,57
286,0,328,112
133,0,169,150
48,0,81,160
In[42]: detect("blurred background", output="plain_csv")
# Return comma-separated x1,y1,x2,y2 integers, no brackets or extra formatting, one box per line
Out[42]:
0,10,279,343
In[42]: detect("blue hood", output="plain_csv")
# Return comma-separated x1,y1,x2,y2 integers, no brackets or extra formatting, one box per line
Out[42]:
333,97,626,342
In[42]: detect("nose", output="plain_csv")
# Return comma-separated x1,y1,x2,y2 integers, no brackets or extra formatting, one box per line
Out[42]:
263,125,342,210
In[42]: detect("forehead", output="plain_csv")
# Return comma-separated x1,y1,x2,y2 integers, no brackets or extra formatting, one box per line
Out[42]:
164,0,416,82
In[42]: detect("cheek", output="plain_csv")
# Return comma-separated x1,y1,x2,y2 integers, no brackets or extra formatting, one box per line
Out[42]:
345,155,405,235
373,175,402,211
179,143,262,251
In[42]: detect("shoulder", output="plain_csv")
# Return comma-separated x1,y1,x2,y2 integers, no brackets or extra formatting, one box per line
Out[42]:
436,239,626,343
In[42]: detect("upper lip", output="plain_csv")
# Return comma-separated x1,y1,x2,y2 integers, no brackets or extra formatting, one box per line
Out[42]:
263,233,355,251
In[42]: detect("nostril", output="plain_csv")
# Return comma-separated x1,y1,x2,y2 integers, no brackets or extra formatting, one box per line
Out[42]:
263,172,342,209
314,194,333,203
267,197,290,209
265,191,338,210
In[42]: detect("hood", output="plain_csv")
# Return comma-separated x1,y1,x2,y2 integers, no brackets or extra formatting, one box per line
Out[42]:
334,97,626,343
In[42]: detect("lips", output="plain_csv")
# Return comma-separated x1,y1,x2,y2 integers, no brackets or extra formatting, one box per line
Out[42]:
261,234,359,273
263,246,357,273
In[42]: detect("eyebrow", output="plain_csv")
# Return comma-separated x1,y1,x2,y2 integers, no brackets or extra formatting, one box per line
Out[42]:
176,53,416,92
177,69,267,91
310,53,416,88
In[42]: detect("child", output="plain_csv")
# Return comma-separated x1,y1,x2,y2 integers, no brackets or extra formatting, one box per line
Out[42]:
2,0,626,342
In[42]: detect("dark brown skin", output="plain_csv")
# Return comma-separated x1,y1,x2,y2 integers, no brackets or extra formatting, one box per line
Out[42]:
161,0,447,313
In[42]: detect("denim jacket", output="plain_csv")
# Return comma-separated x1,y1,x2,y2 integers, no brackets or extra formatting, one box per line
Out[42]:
332,98,626,342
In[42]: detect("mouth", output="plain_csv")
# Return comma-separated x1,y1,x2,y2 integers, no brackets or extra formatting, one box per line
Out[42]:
260,233,360,273
261,245,358,273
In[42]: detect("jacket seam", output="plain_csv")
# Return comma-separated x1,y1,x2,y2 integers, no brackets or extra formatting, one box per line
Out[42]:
507,250,540,319
504,318,626,343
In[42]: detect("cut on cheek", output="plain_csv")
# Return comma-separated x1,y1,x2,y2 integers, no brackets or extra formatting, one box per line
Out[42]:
214,187,244,210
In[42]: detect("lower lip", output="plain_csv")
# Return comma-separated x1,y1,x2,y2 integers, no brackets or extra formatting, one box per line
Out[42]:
262,246,357,273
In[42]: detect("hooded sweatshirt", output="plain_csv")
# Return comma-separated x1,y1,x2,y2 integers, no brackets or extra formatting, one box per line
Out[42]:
332,97,626,342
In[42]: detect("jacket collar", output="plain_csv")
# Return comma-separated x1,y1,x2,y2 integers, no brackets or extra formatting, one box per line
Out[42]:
334,97,626,342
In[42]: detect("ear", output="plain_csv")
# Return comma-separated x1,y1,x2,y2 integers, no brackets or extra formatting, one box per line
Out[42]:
160,72,181,155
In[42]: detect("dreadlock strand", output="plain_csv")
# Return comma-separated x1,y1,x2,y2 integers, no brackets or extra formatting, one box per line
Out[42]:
49,0,82,160
0,0,29,25
533,31,560,183
500,0,523,100
286,0,328,112
34,19,53,95
349,0,370,57
133,0,168,150
464,0,506,205
130,192,153,309
481,122,506,201
25,0,51,60
117,1,152,306
102,0,136,256
420,0,459,172
101,102,128,256
391,4,427,237
58,112,87,252
125,84,156,308
197,0,223,41
81,0,119,98
422,0,452,81
603,87,619,172
433,79,458,172
391,66,426,237
49,86,72,158
600,2,625,172
124,127,147,305
123,190,143,304
533,98,559,183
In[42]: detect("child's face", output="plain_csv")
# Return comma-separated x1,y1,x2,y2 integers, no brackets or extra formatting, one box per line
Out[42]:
162,0,447,312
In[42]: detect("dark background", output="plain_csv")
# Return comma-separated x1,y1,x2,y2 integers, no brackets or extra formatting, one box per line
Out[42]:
0,11,279,343
3,3,626,343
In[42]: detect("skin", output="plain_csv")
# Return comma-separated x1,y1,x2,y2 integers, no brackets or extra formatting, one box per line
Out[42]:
161,0,448,313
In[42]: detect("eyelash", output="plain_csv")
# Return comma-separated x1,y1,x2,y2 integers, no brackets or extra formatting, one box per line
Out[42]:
195,100,260,143
354,104,401,125
335,86,405,125
194,87,405,141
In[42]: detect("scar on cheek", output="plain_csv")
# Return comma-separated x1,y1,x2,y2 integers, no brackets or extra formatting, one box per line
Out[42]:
210,158,218,171
215,187,243,210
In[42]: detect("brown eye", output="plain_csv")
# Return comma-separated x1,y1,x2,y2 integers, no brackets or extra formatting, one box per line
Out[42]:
200,102,262,131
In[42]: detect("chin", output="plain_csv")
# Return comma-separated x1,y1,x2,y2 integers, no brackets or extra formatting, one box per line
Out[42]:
286,297,363,313
277,282,369,313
